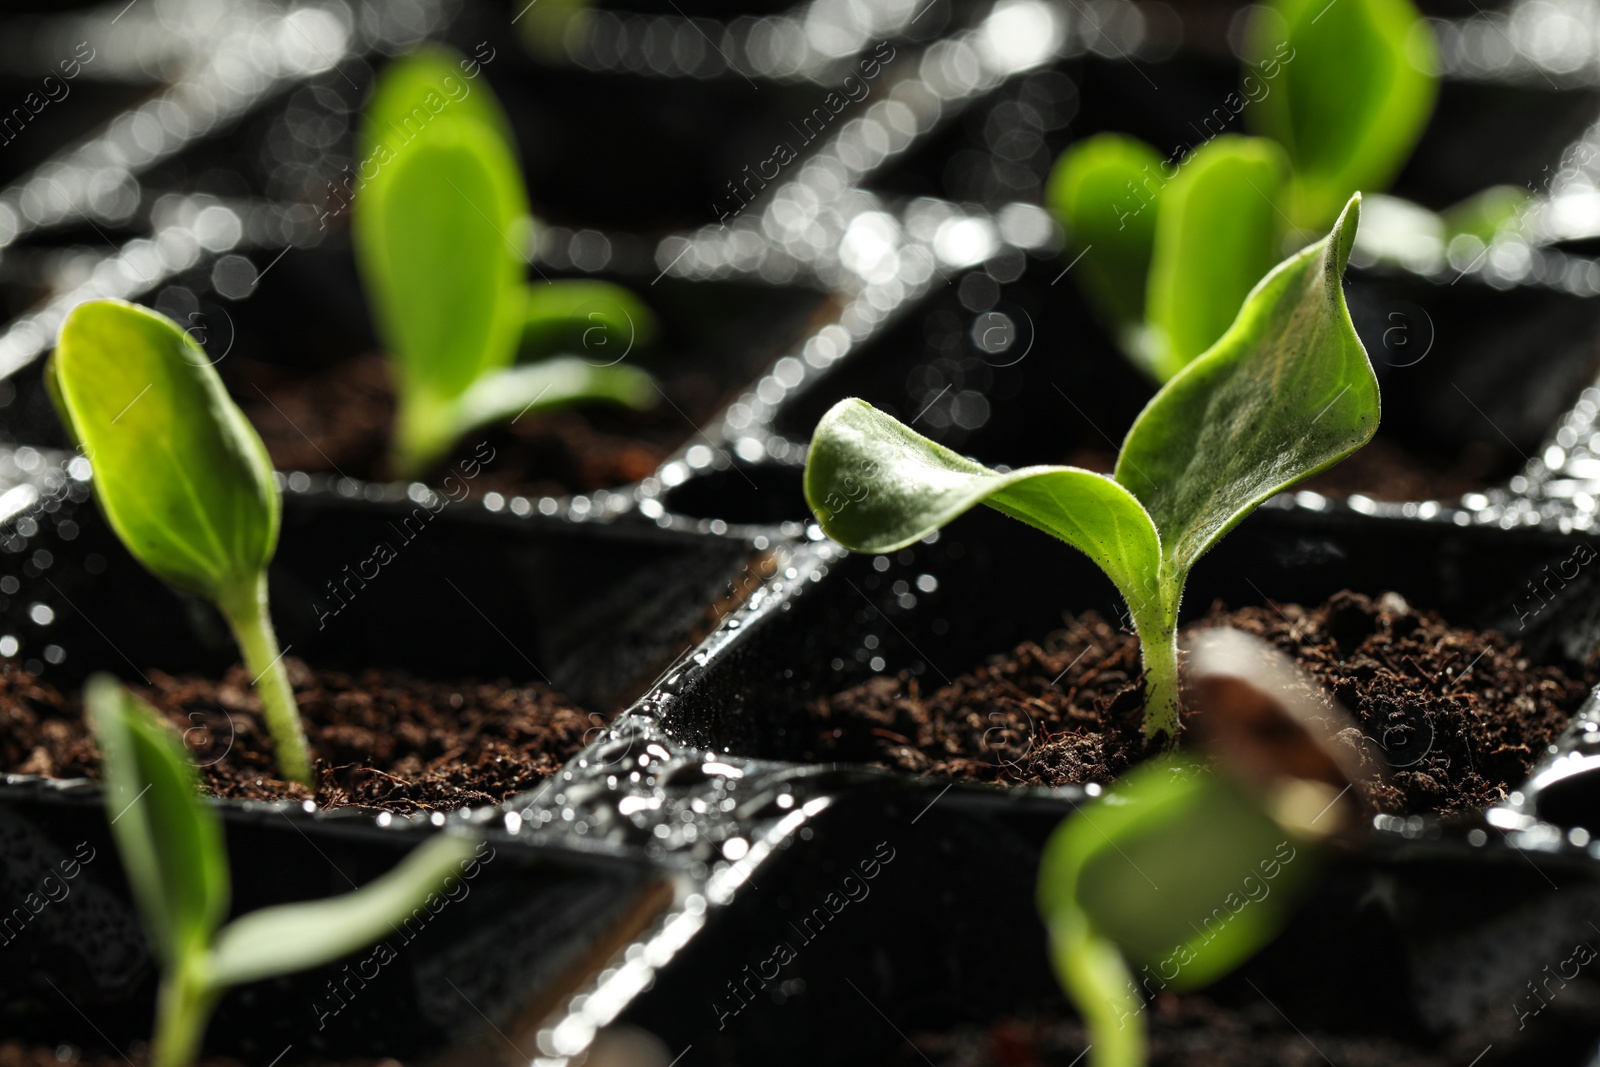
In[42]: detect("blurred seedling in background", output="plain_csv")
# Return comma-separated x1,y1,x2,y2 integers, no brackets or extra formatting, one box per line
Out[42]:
1047,0,1521,380
355,47,660,479
89,675,476,1067
1036,630,1376,1067
805,199,1378,742
48,300,312,786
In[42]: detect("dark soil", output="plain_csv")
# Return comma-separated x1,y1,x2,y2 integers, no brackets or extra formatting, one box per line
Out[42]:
234,353,704,498
0,1045,224,1067
1296,438,1510,503
807,591,1589,816
0,1043,403,1067
896,990,1600,1066
0,659,599,813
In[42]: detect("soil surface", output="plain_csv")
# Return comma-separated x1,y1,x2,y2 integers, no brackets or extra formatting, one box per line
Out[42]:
0,659,600,813
896,992,1600,1066
234,353,712,498
1296,437,1510,503
807,591,1589,816
0,1045,406,1067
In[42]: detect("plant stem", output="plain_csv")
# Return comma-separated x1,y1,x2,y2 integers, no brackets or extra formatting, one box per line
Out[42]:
219,572,312,787
391,391,455,481
1129,585,1181,746
1058,921,1145,1067
1139,621,1180,745
152,955,214,1067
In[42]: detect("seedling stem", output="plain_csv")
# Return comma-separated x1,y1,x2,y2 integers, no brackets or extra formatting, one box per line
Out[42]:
218,574,311,787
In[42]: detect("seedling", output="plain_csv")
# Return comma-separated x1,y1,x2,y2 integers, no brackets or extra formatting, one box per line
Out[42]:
1048,0,1437,378
1035,630,1367,1067
355,48,660,478
804,198,1378,741
88,676,475,1067
1036,759,1318,1067
48,300,312,786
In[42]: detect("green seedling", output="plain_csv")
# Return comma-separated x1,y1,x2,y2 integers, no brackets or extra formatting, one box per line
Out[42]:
1036,629,1367,1067
88,675,476,1067
1048,0,1437,378
1036,759,1321,1067
355,47,659,479
48,300,312,786
804,198,1378,741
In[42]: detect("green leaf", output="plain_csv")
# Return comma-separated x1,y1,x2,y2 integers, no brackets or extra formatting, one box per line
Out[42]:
208,834,476,989
359,47,514,166
87,675,229,968
1038,759,1318,1013
454,358,656,438
804,398,1163,621
1246,0,1438,230
521,280,659,361
1117,195,1378,576
50,300,278,604
354,113,530,474
1146,136,1289,379
1442,185,1529,243
1045,134,1166,347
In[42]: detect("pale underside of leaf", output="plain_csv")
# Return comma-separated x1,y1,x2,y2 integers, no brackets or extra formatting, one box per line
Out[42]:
521,280,659,357
453,357,656,439
208,835,476,989
87,677,229,969
805,398,1163,620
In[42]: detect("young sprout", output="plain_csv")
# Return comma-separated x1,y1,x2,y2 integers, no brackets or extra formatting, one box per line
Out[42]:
1048,0,1437,378
1036,758,1317,1067
88,675,476,1067
804,197,1378,742
355,48,659,479
1035,630,1368,1067
48,300,312,786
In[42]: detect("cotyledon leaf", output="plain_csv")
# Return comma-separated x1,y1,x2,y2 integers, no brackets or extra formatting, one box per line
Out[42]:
49,300,278,603
208,835,476,988
87,676,229,969
804,398,1164,620
1145,135,1289,380
1045,133,1166,346
1245,0,1437,229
